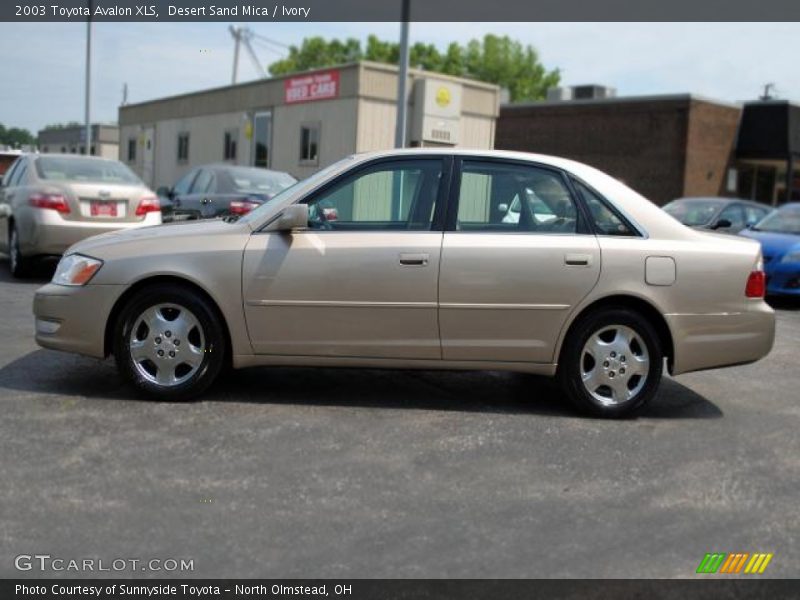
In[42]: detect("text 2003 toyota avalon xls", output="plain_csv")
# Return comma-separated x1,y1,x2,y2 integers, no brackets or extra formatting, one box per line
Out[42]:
33,150,775,418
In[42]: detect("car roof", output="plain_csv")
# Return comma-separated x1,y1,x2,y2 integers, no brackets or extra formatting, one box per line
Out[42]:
199,163,293,176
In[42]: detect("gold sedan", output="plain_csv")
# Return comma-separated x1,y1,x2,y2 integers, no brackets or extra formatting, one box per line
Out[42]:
33,150,775,417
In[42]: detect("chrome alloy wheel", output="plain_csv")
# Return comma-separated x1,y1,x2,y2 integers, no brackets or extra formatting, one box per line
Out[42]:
580,324,650,406
129,303,205,387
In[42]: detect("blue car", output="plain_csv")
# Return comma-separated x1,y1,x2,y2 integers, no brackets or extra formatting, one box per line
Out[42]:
740,202,800,296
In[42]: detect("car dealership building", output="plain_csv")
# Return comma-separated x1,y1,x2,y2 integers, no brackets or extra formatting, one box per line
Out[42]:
496,89,800,207
119,61,500,189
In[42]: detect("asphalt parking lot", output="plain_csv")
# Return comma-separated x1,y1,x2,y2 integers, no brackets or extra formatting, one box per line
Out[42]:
0,261,798,579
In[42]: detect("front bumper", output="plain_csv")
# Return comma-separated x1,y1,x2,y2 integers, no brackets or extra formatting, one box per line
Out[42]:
765,262,800,296
33,283,125,358
666,300,776,375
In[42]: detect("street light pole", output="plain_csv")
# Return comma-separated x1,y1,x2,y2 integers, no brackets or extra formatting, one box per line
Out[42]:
394,0,410,148
84,1,92,155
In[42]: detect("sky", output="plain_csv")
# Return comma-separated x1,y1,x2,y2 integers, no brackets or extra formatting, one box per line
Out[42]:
1,21,798,133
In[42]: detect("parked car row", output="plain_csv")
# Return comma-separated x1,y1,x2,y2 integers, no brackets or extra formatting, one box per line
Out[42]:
0,153,296,277
663,196,800,297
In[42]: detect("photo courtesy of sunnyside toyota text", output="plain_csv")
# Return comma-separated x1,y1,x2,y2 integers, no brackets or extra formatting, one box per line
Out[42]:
0,0,798,598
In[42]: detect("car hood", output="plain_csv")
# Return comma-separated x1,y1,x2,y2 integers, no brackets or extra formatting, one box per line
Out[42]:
67,218,252,259
739,229,800,258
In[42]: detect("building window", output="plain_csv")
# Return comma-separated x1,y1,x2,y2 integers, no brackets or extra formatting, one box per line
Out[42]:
42,146,49,153
224,130,238,161
127,138,136,162
177,133,190,163
300,124,320,165
60,147,66,153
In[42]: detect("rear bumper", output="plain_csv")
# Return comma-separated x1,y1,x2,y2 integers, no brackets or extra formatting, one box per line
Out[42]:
33,282,125,358
666,300,775,375
22,210,161,257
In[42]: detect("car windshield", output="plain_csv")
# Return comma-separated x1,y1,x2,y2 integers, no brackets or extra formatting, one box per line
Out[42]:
752,204,800,234
662,199,724,226
238,156,355,225
219,167,297,196
36,156,142,184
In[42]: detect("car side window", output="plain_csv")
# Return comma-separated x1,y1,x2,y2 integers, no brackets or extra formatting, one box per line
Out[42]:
717,204,745,229
456,161,578,234
190,170,215,194
11,162,28,187
304,159,442,231
2,158,20,187
573,180,636,236
744,205,769,226
173,170,198,196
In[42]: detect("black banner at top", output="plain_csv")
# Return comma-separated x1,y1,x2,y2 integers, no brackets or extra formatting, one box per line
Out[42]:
3,0,800,22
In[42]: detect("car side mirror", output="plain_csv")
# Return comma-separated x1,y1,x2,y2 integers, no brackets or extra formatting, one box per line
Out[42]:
498,203,509,213
711,218,732,230
156,186,172,198
276,204,308,231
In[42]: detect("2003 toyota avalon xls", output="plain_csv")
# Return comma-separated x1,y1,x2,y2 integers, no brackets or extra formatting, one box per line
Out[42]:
33,150,775,417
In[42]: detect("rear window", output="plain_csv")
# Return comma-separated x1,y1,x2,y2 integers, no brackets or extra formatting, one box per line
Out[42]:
663,199,723,226
218,168,297,196
35,156,142,185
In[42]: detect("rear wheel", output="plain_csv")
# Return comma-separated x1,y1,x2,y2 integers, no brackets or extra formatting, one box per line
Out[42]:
558,307,663,418
9,224,32,278
113,284,226,401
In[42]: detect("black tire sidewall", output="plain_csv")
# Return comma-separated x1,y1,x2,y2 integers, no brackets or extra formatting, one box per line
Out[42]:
113,284,226,401
559,308,663,418
9,225,29,278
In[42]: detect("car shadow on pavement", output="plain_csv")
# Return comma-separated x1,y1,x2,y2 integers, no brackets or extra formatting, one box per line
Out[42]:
767,296,800,311
0,257,58,283
0,349,722,420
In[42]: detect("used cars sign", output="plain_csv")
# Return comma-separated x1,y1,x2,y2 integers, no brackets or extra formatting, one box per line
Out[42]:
284,69,340,104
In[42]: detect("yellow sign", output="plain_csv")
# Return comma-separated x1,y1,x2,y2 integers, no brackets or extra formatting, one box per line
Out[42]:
244,121,253,140
435,86,451,108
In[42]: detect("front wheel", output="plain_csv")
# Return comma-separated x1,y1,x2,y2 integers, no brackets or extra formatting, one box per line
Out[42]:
557,308,663,418
113,284,227,401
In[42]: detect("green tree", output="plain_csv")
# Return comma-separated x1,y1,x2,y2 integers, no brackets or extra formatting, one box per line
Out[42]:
0,123,35,148
41,121,83,131
268,34,559,102
268,37,362,75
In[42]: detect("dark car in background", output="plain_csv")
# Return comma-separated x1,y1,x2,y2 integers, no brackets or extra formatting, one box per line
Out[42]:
740,202,800,297
157,164,296,221
662,197,771,234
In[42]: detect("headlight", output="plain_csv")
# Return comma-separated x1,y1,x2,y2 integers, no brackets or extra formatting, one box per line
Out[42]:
780,250,800,264
52,254,103,286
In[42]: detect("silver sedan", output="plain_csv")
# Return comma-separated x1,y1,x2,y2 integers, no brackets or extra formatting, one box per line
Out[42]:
0,153,162,277
32,149,775,417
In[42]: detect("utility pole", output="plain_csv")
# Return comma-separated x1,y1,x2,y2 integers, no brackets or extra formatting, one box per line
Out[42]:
394,0,411,148
230,25,241,84
84,0,92,155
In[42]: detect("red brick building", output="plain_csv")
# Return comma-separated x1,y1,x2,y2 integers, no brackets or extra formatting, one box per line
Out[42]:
496,94,744,206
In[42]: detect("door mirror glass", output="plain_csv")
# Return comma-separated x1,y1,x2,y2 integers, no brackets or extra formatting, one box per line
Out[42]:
276,204,308,231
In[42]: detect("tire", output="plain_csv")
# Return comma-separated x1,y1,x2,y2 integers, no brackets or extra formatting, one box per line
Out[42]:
9,223,32,278
557,307,663,418
113,284,227,401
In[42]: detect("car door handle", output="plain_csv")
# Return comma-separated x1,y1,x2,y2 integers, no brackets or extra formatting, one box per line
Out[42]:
399,253,429,266
565,253,592,266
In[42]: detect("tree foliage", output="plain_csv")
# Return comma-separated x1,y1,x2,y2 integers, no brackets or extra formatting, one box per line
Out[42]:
268,34,560,102
0,123,35,148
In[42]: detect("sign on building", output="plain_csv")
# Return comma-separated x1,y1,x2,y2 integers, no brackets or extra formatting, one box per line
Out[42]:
284,69,340,104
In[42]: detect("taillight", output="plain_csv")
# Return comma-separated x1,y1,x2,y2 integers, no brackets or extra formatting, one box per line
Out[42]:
745,271,766,298
229,200,260,215
29,193,70,214
135,196,161,217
